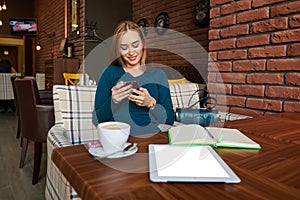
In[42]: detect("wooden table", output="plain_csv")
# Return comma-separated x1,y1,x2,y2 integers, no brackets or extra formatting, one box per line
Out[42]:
52,113,300,200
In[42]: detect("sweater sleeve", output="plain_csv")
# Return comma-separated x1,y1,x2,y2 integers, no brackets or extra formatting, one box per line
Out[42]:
150,70,175,125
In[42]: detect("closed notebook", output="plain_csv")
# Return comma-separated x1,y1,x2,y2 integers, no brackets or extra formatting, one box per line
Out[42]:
168,124,261,149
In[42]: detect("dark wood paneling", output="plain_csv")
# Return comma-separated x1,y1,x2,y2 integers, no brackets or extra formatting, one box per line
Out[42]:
44,58,79,90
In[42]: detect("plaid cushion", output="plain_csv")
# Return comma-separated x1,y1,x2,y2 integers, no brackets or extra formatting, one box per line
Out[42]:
46,126,80,200
0,73,20,100
52,85,98,144
169,83,206,111
47,85,98,200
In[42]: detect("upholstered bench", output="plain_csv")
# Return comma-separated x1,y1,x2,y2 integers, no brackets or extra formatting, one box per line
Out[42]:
169,82,251,123
45,83,251,200
45,85,96,200
45,82,205,199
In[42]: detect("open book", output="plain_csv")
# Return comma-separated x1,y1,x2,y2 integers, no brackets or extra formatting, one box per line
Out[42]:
168,124,261,149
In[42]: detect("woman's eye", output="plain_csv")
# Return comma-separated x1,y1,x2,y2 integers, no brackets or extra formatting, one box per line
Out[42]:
132,43,139,48
120,46,127,51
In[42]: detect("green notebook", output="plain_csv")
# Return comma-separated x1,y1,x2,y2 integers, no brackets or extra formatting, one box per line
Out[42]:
168,124,261,150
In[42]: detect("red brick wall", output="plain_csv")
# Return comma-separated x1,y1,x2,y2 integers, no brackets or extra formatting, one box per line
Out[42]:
132,0,209,83
208,0,300,116
35,0,84,73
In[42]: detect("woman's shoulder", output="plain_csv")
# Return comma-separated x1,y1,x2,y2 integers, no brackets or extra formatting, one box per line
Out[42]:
147,67,166,76
102,65,123,75
105,65,122,71
98,65,124,81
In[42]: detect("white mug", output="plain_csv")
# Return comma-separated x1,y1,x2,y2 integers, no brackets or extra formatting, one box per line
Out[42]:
97,122,130,154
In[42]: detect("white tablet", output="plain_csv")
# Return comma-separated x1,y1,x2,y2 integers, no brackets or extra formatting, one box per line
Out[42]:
148,144,240,183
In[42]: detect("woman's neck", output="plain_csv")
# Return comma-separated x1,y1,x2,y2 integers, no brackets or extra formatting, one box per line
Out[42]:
123,65,146,77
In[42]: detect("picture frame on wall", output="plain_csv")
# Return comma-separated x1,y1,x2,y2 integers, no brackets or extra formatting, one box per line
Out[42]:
193,0,210,27
154,12,169,35
70,0,80,38
137,18,149,35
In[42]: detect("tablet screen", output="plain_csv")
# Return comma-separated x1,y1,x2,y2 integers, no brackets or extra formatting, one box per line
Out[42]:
154,145,230,178
148,144,240,183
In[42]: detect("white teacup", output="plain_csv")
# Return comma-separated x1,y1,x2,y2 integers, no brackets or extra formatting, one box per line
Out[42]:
97,122,130,154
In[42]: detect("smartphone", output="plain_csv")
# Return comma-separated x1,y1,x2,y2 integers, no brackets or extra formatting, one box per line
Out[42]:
124,81,139,90
123,81,139,95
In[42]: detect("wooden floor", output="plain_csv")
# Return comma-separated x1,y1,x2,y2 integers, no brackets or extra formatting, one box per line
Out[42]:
0,111,46,200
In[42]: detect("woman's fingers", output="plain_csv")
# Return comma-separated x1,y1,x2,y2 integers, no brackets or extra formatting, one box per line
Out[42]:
112,82,132,103
129,87,153,107
112,84,154,107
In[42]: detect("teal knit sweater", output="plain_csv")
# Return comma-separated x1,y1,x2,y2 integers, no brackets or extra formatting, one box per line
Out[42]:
94,65,174,135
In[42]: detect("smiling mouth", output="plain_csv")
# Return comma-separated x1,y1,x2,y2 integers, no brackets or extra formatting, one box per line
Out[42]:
128,56,137,61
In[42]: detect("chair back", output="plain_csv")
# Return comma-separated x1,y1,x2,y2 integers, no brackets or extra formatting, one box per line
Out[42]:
10,76,19,113
15,79,53,142
53,85,98,144
63,73,84,85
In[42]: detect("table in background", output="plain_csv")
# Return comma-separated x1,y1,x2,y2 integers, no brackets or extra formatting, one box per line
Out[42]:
52,113,300,200
0,73,21,100
0,73,46,100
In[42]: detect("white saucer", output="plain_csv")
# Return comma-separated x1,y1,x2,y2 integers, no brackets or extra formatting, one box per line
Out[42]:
88,143,138,159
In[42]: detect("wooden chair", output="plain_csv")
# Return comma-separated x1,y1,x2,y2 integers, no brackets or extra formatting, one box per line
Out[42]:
15,78,54,185
63,73,84,85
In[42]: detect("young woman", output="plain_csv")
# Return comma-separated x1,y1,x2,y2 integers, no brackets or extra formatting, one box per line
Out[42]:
94,21,174,135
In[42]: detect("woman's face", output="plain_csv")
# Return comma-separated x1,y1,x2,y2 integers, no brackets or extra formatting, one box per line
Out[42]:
119,30,143,68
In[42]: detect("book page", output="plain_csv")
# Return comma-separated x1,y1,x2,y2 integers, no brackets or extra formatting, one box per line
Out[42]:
206,127,261,148
168,124,214,145
154,145,230,178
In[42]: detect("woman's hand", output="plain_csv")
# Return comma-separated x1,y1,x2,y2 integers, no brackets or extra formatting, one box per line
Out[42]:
111,81,133,104
128,87,155,108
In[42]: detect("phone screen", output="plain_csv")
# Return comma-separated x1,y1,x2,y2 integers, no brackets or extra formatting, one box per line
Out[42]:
124,81,139,95
124,81,139,90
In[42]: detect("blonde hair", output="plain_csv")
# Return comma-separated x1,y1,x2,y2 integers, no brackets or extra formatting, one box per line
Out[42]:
111,21,147,67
